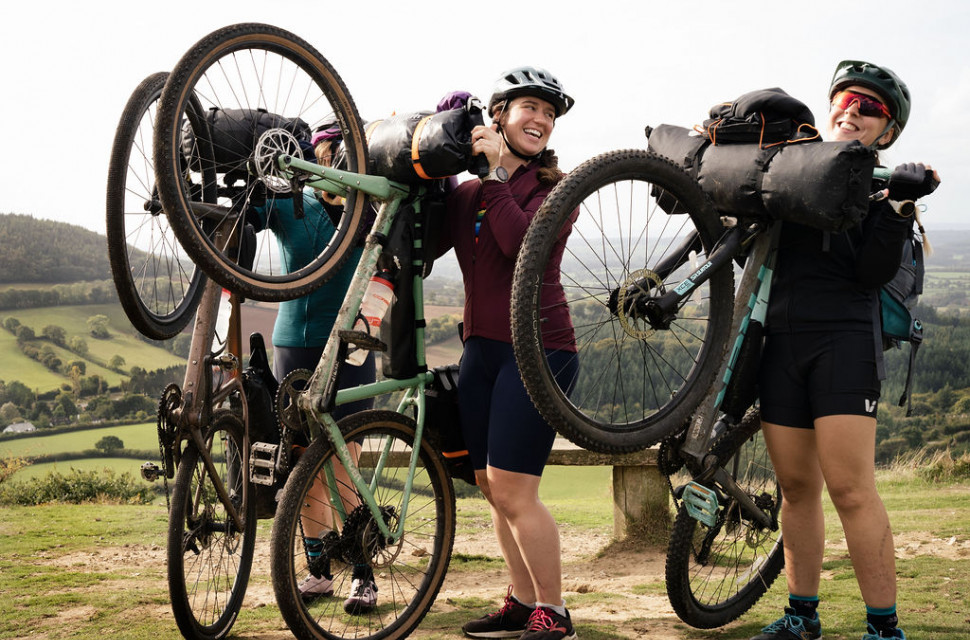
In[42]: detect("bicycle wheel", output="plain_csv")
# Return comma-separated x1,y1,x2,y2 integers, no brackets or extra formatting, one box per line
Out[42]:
106,71,205,339
154,22,369,302
665,409,784,629
168,410,257,640
510,149,734,453
271,410,456,640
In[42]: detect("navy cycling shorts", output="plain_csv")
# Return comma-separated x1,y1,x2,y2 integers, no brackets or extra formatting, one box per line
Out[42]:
758,330,881,429
458,337,579,476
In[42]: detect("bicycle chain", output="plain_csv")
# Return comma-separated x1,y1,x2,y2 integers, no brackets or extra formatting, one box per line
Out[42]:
155,383,182,510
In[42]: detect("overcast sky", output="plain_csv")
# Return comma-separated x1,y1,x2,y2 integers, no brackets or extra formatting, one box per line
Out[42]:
0,0,966,235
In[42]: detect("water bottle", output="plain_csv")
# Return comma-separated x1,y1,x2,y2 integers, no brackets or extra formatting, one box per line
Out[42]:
212,288,232,351
345,270,395,365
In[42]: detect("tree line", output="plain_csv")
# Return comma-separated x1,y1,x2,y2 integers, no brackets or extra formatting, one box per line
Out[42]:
0,213,114,285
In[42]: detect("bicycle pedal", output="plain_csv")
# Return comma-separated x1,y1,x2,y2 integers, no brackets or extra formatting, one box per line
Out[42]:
140,462,162,482
337,329,387,352
683,481,719,527
250,442,278,486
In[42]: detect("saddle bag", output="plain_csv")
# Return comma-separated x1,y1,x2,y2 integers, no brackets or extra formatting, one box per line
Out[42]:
648,125,875,233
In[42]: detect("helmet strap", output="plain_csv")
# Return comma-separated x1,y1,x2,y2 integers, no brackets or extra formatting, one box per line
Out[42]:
869,119,896,150
498,127,542,161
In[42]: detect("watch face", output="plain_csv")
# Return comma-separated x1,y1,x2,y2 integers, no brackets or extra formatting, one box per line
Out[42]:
496,166,509,182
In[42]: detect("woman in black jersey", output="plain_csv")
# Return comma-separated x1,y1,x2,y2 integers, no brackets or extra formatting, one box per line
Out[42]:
752,61,940,640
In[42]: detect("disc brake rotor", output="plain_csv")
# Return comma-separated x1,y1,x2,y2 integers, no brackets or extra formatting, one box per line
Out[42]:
616,268,664,339
253,127,303,193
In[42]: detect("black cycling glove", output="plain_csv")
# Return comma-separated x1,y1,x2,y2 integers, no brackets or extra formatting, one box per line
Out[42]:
888,162,939,201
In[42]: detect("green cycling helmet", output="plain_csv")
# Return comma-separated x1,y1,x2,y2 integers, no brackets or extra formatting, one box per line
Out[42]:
829,59,911,148
488,66,574,118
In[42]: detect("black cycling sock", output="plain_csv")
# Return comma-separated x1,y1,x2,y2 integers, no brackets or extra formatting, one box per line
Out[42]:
789,594,819,619
303,537,333,579
866,605,898,633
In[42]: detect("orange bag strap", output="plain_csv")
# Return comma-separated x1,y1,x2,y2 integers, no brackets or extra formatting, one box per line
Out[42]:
410,114,436,180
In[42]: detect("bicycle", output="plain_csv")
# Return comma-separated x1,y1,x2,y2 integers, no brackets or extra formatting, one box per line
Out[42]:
108,71,273,640
508,147,783,628
146,22,487,640
508,142,896,628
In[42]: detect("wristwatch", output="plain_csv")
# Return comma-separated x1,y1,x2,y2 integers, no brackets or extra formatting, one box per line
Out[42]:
483,166,509,183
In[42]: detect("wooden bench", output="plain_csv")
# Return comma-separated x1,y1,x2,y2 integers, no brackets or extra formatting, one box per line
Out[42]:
360,438,669,542
547,439,669,542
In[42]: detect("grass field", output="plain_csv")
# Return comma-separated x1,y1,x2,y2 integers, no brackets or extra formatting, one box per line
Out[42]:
0,328,64,390
0,463,967,639
0,422,157,459
0,304,184,394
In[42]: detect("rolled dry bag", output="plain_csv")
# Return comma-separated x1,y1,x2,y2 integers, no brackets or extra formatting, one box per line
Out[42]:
367,108,475,183
182,107,311,175
647,124,875,233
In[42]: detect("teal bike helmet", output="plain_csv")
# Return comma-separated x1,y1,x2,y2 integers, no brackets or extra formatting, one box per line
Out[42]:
829,59,911,149
488,66,574,118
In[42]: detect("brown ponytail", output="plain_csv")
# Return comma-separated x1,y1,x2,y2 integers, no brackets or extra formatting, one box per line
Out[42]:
536,148,564,186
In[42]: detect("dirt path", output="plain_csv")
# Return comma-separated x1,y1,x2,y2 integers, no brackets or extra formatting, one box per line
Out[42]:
40,516,970,639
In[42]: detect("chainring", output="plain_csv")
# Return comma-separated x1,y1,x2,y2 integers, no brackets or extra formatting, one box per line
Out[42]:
156,383,182,479
276,368,313,434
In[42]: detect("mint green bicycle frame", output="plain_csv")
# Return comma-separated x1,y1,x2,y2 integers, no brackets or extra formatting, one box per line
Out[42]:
280,153,440,543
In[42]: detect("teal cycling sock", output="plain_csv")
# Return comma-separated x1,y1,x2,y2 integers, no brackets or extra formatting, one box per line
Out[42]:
866,604,898,633
789,594,819,619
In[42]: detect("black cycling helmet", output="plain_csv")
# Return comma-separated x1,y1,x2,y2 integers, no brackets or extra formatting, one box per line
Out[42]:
829,59,911,149
488,66,574,118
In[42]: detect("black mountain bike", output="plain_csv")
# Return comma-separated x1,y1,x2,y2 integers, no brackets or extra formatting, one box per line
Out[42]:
509,148,784,628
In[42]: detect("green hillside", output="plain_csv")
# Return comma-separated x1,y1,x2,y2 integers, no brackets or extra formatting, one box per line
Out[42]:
0,213,112,284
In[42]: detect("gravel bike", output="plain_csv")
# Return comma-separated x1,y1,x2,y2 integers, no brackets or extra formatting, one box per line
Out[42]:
108,71,271,639
508,148,785,628
149,23,474,640
509,143,897,628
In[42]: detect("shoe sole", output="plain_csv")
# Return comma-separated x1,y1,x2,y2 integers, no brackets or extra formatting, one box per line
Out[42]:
343,602,377,615
300,592,334,603
462,630,527,639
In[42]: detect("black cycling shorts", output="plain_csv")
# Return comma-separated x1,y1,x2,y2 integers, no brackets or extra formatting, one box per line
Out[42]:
758,330,880,429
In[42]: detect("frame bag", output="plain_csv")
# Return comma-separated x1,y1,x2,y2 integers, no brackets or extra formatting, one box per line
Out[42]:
424,364,476,486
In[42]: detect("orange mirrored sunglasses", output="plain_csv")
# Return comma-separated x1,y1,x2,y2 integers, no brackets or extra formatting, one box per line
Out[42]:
831,90,892,119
